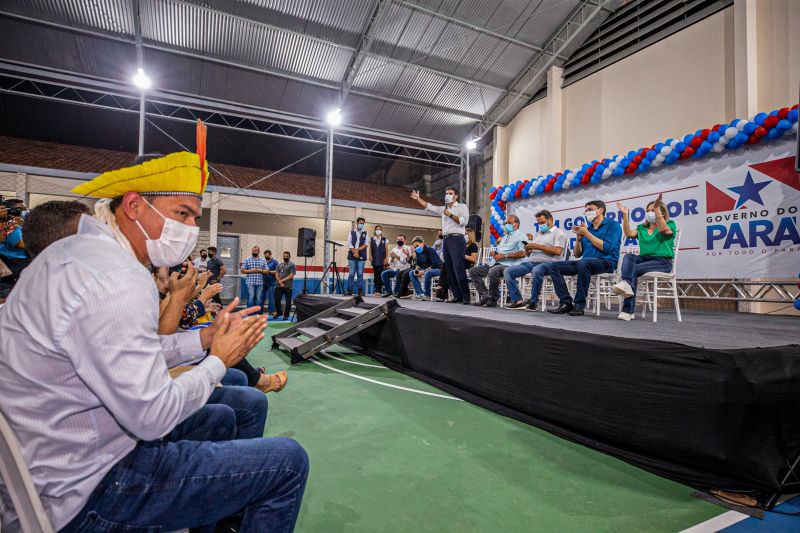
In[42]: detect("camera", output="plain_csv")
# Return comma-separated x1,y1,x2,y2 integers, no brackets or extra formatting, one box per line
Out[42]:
0,196,24,217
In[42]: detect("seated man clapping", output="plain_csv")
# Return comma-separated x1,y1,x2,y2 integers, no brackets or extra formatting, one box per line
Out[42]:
503,210,567,310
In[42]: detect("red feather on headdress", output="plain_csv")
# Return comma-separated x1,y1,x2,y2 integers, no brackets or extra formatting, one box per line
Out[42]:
196,119,207,190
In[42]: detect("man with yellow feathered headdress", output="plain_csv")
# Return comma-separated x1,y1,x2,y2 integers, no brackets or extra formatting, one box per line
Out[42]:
0,122,309,532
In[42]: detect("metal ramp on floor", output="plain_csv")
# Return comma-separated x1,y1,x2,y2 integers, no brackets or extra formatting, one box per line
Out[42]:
272,296,397,364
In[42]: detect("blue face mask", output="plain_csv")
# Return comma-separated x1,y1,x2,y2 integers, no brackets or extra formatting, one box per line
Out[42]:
357,223,364,231
415,246,423,254
504,223,515,233
538,223,549,232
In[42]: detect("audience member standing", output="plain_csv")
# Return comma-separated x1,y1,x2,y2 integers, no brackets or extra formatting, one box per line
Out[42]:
347,217,368,296
260,249,279,315
0,199,30,293
241,245,268,314
275,251,296,320
410,187,471,304
193,248,209,272
369,225,389,295
206,245,226,304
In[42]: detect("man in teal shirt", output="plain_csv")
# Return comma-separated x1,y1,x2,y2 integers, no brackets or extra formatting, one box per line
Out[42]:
469,214,527,307
546,200,622,316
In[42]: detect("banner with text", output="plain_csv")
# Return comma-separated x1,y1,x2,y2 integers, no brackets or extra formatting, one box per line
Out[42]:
511,140,799,278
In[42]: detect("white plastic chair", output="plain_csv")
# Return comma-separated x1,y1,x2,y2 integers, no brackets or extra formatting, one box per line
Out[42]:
639,229,682,322
589,232,626,316
0,409,54,533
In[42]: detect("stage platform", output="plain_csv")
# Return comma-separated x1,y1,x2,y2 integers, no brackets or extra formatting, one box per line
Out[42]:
295,294,800,505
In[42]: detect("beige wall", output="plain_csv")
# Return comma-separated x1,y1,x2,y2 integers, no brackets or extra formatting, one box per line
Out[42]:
563,9,735,170
506,97,550,181
756,0,800,112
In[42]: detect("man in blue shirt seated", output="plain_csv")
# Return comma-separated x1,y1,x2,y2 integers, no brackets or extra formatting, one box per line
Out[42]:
469,214,527,307
545,200,622,316
407,236,443,300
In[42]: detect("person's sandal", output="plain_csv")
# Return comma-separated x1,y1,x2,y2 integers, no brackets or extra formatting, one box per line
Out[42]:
256,370,288,393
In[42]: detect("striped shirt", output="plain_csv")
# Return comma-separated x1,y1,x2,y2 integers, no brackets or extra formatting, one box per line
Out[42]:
0,215,225,530
242,256,267,286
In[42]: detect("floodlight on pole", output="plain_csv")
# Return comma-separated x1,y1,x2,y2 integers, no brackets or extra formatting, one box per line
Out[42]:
132,68,151,90
466,138,477,151
326,108,342,128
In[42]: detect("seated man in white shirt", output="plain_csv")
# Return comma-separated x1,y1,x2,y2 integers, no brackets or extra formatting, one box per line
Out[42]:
503,209,567,310
0,144,308,532
469,214,527,307
380,234,413,297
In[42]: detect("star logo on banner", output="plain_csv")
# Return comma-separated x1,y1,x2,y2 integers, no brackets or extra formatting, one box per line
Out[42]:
727,172,770,209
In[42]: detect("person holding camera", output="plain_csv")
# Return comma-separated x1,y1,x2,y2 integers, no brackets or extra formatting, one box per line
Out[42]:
0,199,30,293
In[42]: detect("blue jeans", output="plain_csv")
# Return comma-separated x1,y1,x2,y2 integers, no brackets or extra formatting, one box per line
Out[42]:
259,283,276,313
502,261,546,302
620,255,673,313
246,281,263,314
381,268,400,293
410,269,441,296
545,258,612,310
348,259,365,293
62,437,309,532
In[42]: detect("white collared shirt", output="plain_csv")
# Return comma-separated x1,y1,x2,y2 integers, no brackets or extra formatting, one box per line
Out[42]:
426,201,469,235
0,215,225,530
389,245,412,270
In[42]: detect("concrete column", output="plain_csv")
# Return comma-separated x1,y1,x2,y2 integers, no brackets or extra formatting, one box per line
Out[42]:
15,172,29,205
733,0,758,118
546,66,564,172
492,125,508,188
209,190,219,247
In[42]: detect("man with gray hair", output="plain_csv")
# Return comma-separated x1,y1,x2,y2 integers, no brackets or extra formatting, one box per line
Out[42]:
469,214,527,307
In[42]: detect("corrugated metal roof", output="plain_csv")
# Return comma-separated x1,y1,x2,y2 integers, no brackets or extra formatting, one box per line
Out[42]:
0,0,591,143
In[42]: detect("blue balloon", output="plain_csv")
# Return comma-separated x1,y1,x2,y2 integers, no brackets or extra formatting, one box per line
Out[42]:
788,109,798,122
645,149,657,161
754,113,767,125
581,163,590,172
769,110,779,117
795,299,800,311
731,118,741,128
700,140,713,152
675,142,687,153
707,131,721,144
683,134,694,144
734,132,748,145
777,119,792,131
743,122,757,135
767,128,782,140
553,183,562,192
590,175,601,184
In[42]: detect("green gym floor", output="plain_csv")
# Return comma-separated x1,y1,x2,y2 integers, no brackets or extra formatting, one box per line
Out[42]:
248,322,723,533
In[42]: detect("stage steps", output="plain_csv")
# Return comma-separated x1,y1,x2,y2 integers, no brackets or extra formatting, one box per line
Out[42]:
272,295,397,364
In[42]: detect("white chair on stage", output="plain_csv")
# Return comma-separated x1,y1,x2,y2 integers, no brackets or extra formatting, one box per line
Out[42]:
638,229,683,322
588,233,627,316
0,409,54,533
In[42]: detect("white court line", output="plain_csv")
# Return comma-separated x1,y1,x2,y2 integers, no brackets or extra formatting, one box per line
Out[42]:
319,350,387,369
679,510,749,533
309,357,463,401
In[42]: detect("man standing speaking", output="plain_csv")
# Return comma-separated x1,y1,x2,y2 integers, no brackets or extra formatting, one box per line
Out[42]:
410,186,471,304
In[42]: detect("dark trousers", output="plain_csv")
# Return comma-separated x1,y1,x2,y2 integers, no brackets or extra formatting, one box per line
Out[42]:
443,235,469,301
275,285,293,318
545,258,612,310
620,255,672,313
436,266,449,298
372,264,385,293
468,263,509,302
393,268,414,296
234,357,264,388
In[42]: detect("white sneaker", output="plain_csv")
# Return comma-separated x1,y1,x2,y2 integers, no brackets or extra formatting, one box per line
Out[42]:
611,280,634,298
617,312,633,321
411,294,424,301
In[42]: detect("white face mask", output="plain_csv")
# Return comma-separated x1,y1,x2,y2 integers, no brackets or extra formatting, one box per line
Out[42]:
645,211,657,224
375,230,382,236
445,194,454,204
584,209,598,222
135,199,199,267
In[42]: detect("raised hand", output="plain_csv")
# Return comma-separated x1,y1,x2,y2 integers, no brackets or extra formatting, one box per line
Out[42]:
616,202,629,215
169,262,198,305
410,190,420,201
653,193,663,208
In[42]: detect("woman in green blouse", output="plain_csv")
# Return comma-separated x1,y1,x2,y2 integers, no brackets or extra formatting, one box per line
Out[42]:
612,194,676,320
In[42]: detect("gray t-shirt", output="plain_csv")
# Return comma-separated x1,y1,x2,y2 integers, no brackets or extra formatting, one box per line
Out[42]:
276,260,296,281
525,226,568,263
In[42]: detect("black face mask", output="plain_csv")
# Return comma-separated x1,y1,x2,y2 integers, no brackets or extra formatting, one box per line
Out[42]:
265,256,271,261
200,254,207,259
252,253,258,257
397,240,404,246
283,257,290,263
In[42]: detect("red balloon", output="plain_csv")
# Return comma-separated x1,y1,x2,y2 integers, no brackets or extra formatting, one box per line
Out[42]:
754,126,768,137
681,147,695,159
712,124,722,131
763,116,779,129
490,190,497,200
746,134,760,144
690,136,702,148
633,155,643,164
700,129,711,139
581,175,591,184
792,104,799,110
515,189,522,198
625,164,636,174
778,108,790,119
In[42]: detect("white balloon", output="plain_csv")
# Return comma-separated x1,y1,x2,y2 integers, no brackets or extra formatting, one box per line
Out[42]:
655,154,665,163
793,122,798,134
562,180,571,189
736,121,747,131
601,168,611,178
670,139,679,148
724,127,738,139
712,144,725,152
718,136,730,146
502,191,509,201
608,161,618,170
660,146,671,155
